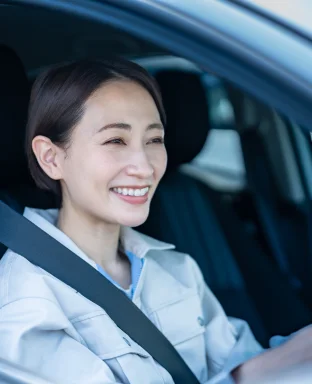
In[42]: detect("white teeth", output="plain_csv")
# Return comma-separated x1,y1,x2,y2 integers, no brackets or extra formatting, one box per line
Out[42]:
112,187,150,197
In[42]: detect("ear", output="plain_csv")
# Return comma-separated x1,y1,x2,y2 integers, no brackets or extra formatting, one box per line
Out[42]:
32,135,64,181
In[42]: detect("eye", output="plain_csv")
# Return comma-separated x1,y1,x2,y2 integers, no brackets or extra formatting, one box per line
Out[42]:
103,138,126,145
147,137,165,145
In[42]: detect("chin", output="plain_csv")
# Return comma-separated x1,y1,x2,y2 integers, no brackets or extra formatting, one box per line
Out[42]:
120,216,148,228
117,210,149,228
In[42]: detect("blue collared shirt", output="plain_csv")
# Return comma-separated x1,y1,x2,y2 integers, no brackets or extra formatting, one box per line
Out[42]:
96,250,144,300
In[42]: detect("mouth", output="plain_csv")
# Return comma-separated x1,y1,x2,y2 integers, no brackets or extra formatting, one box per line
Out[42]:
110,186,151,205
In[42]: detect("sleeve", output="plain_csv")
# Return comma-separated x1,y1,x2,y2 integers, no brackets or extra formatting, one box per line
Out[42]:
189,256,264,382
0,357,52,384
0,298,121,384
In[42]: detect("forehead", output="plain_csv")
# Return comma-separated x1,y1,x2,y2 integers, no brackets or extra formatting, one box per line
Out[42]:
85,80,160,120
72,80,162,140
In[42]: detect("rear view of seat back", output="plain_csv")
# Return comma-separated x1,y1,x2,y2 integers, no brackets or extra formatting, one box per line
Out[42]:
138,69,312,345
0,46,31,259
0,47,55,261
225,85,312,305
0,45,30,189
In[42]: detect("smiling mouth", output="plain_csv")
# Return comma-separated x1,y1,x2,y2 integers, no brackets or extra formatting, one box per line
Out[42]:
110,186,151,206
111,187,150,197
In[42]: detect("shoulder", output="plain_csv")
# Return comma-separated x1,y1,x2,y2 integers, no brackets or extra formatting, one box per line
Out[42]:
0,249,58,308
149,248,200,278
130,228,204,291
127,227,194,270
144,246,204,295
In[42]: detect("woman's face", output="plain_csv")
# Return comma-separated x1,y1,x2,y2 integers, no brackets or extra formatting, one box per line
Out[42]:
57,80,167,227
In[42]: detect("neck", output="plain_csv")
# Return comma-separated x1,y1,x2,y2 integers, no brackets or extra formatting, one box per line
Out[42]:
57,201,121,269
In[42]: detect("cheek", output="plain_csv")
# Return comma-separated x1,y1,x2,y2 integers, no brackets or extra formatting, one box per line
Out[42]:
149,147,167,178
62,149,108,188
61,157,89,194
84,151,121,184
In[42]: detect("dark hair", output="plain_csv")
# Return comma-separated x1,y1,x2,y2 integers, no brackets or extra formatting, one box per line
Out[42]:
26,58,166,197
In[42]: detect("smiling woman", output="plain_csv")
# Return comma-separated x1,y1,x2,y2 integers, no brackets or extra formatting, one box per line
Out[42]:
25,58,167,282
0,57,263,384
3,0,312,382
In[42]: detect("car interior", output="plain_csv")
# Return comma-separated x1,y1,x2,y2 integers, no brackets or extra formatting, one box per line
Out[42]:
1,3,312,349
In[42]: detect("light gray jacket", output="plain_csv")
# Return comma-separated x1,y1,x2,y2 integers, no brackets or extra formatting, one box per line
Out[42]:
0,208,263,384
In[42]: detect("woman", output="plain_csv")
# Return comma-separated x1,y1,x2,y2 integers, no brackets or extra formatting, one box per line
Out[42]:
0,58,307,384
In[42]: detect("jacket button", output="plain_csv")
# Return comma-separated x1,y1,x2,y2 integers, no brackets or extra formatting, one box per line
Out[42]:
123,337,131,346
197,316,205,327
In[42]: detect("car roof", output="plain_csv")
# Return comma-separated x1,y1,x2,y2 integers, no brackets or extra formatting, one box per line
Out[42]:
236,0,312,40
142,0,312,42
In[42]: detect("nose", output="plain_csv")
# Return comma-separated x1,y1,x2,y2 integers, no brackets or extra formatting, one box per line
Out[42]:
126,149,154,179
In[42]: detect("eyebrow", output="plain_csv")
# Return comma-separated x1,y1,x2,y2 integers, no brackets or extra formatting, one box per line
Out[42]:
97,122,164,134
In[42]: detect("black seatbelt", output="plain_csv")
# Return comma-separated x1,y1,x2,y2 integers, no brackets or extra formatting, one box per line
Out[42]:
0,200,199,384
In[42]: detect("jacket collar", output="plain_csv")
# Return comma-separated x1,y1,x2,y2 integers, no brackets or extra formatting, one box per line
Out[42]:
120,226,175,258
23,207,174,263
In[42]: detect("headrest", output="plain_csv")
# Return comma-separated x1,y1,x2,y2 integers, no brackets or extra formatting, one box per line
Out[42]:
0,45,31,187
154,70,210,171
